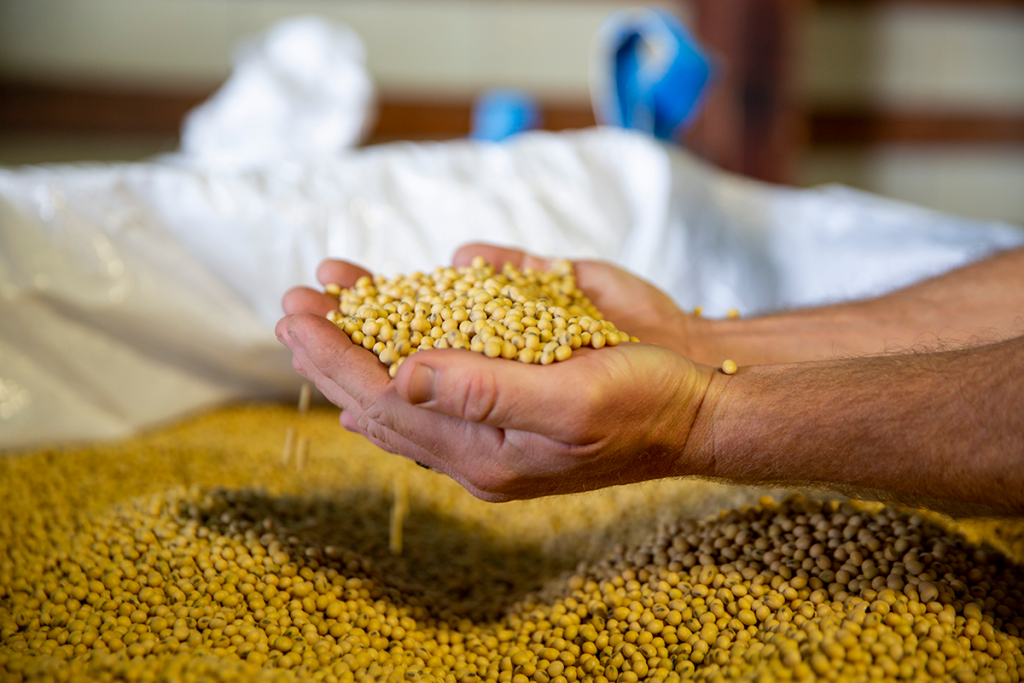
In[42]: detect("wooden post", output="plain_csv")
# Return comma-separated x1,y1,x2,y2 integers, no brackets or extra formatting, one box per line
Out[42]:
685,0,804,184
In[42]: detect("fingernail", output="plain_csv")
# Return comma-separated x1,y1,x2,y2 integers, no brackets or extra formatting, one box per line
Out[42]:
407,364,438,404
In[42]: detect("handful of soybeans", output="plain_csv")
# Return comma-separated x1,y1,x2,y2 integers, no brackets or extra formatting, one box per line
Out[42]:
325,256,638,377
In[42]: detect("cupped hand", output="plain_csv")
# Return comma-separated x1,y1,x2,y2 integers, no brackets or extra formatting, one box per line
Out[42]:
277,253,716,501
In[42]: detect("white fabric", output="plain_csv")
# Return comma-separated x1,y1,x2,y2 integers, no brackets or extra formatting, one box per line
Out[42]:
2,128,1023,449
178,16,375,169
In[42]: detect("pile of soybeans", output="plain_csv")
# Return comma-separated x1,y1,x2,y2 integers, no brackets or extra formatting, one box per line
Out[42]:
2,403,1024,683
326,257,637,376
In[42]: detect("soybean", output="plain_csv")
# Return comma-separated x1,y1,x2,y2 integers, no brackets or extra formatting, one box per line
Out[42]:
326,257,636,371
2,404,1023,683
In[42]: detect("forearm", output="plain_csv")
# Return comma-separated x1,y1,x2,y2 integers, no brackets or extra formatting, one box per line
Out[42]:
684,335,1024,514
685,247,1024,365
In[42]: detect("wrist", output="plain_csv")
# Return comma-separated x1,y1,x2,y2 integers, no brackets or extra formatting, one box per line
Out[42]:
666,358,727,479
677,360,789,483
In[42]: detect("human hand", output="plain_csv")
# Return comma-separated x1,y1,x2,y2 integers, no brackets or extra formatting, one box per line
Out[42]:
277,252,716,501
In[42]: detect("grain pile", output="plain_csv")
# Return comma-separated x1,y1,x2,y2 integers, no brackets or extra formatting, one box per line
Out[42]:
325,257,637,376
2,404,1023,683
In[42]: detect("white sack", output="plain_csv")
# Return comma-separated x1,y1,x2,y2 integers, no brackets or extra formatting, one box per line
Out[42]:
2,128,1023,449
178,16,375,169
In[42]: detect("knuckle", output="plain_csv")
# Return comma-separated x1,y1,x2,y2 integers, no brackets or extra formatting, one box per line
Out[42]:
360,419,400,455
357,413,383,439
363,397,388,423
457,370,501,424
357,400,391,439
463,465,516,498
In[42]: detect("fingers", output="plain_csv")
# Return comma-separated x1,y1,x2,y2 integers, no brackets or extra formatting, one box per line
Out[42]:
339,409,366,436
452,243,552,271
279,313,391,409
339,409,400,454
392,348,613,443
282,257,372,316
277,314,368,415
282,286,339,316
317,259,373,288
278,312,486,470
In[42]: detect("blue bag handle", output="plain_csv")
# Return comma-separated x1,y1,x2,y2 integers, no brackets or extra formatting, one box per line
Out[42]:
593,8,713,142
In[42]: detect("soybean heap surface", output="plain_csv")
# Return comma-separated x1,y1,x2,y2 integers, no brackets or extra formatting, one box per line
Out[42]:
1,404,1023,683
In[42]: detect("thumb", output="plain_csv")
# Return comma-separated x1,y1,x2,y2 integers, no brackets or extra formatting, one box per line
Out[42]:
392,349,606,443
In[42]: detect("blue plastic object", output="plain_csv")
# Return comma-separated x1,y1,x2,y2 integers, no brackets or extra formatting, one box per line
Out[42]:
593,8,713,142
470,89,542,142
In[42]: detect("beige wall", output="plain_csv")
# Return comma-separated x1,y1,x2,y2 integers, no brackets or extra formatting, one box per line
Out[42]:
803,3,1024,111
0,0,678,98
0,0,678,166
1,0,1022,225
800,3,1024,225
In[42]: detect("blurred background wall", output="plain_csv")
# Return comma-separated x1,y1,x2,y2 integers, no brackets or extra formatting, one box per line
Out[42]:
801,2,1024,226
1,0,1022,225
